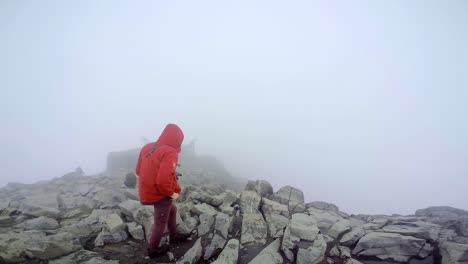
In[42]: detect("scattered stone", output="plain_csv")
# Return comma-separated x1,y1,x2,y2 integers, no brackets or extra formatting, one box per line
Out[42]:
198,213,215,236
254,180,273,198
124,172,137,188
328,219,351,239
248,238,283,264
440,241,468,264
241,212,267,245
49,249,98,264
240,191,261,214
176,237,203,264
215,212,234,238
204,234,227,260
270,185,304,211
127,222,145,240
352,232,428,262
18,216,59,230
192,203,219,217
212,239,240,264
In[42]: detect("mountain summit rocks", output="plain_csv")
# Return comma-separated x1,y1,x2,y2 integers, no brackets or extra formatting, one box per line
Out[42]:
0,173,467,263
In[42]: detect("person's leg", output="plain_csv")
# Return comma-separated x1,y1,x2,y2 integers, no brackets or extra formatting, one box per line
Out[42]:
148,200,171,251
167,202,177,235
168,202,190,243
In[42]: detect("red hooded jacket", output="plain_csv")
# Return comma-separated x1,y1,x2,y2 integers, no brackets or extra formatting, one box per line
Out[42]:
136,124,184,204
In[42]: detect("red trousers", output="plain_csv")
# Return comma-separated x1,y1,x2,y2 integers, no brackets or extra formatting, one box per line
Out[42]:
148,199,177,250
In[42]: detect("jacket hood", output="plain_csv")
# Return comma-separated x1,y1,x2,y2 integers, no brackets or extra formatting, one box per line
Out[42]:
156,124,184,152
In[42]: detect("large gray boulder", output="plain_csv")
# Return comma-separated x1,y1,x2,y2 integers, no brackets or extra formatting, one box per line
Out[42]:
307,207,345,235
352,232,432,262
416,206,468,237
49,249,98,264
261,197,289,237
240,191,261,214
382,220,442,241
18,216,59,230
198,213,215,236
440,241,468,264
248,238,283,264
0,231,81,262
204,234,227,260
19,193,60,218
254,180,273,198
296,234,327,264
176,237,203,264
215,212,234,239
281,213,322,262
241,212,267,245
212,239,240,264
271,186,304,212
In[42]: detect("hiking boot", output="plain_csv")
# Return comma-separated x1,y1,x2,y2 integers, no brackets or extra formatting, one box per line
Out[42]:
147,245,170,258
170,233,190,244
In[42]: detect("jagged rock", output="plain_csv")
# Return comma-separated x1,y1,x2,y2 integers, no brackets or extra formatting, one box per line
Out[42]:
192,203,219,217
176,211,193,235
58,194,97,213
102,213,126,233
0,215,15,227
0,231,81,262
440,241,468,264
306,201,340,212
330,245,351,258
215,212,234,238
194,191,224,207
328,219,351,239
59,219,103,242
245,180,256,191
222,206,236,216
240,191,261,214
176,237,203,264
94,213,128,246
92,189,127,209
124,172,137,188
204,234,227,260
19,193,60,218
352,232,430,262
290,213,320,241
85,209,117,222
241,212,267,245
118,200,153,240
220,191,238,210
84,257,119,264
340,227,368,246
382,220,442,240
416,206,468,236
212,239,240,264
248,238,283,264
296,234,327,264
307,207,344,234
49,249,98,264
361,218,389,230
262,197,289,237
282,214,321,262
344,259,364,264
270,185,304,211
254,180,273,198
18,216,59,230
198,213,215,236
95,229,128,246
127,222,145,240
201,184,226,196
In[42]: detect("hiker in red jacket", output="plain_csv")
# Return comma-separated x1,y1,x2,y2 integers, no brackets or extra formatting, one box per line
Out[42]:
136,123,189,257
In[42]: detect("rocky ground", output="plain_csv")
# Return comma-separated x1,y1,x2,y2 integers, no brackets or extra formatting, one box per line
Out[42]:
1,170,468,264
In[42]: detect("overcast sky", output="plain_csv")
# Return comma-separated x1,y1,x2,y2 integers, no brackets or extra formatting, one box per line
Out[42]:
1,0,467,215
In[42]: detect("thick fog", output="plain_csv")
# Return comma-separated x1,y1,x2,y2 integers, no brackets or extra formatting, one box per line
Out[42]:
1,1,467,215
